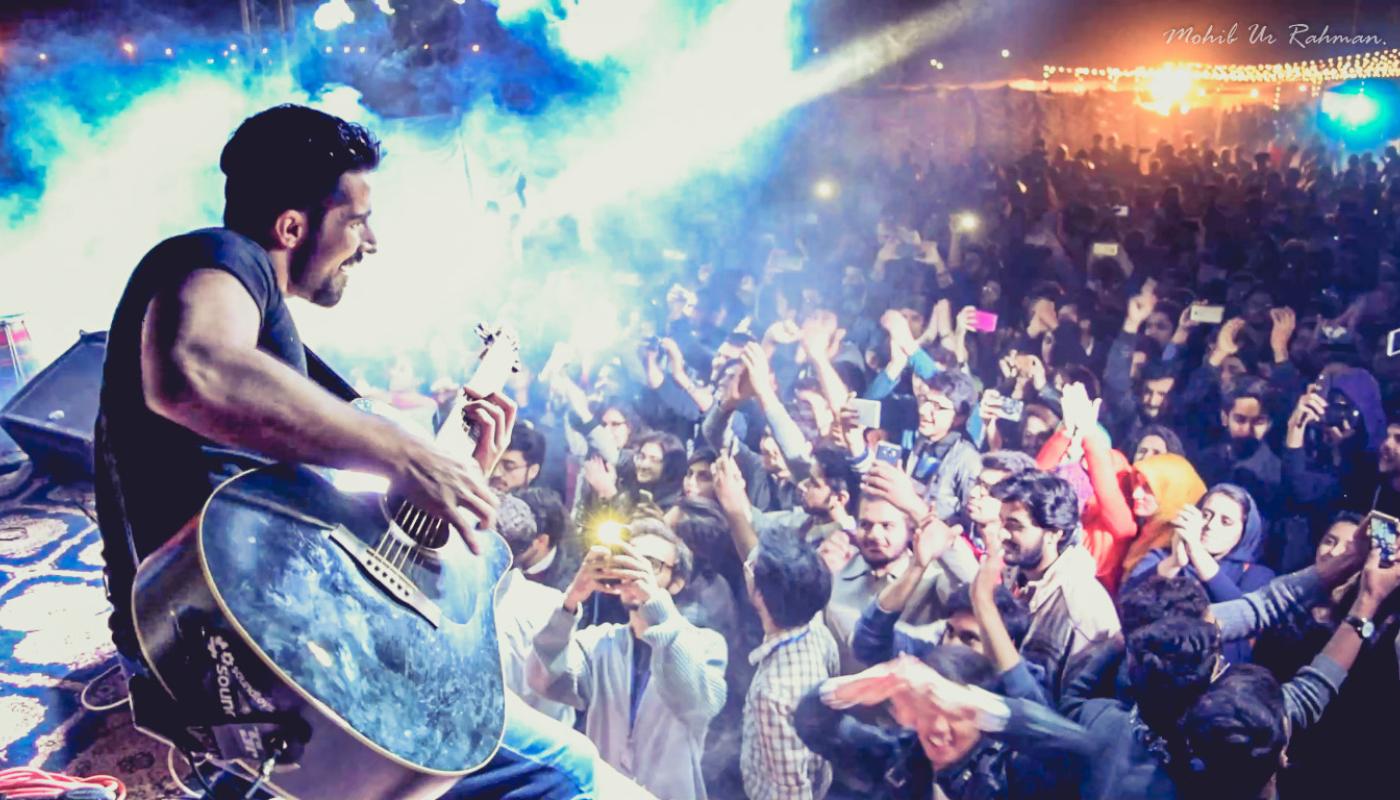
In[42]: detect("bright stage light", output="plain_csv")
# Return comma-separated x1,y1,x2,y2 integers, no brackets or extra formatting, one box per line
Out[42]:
121,41,135,56
1322,90,1380,129
812,179,837,200
313,0,355,32
1142,66,1194,115
1000,48,1010,58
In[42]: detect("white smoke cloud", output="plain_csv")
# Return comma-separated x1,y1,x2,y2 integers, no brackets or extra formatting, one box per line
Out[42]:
0,0,980,381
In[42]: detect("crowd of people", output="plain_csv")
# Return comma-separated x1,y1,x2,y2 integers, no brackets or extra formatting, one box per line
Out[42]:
432,125,1400,800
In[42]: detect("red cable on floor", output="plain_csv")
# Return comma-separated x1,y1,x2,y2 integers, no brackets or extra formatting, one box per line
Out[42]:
0,767,125,799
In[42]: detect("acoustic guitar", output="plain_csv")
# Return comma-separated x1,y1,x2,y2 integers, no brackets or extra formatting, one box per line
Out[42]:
131,325,520,799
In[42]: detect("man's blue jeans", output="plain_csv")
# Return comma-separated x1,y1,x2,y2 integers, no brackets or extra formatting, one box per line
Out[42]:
440,692,599,799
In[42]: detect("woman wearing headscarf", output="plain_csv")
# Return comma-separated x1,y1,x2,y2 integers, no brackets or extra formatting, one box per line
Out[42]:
1120,453,1208,577
1123,483,1277,662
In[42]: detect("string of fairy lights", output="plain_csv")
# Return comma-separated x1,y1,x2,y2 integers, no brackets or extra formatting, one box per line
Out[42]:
1035,48,1400,114
1040,48,1400,86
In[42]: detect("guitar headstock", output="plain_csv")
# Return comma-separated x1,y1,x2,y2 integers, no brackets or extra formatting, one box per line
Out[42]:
462,323,522,399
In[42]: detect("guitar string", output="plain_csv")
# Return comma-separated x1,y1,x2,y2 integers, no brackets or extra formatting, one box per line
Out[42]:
394,506,419,570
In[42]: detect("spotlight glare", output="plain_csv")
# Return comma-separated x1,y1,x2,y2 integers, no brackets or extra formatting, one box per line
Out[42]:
164,47,173,56
1322,89,1381,129
121,41,135,56
1000,48,1010,58
313,0,355,32
38,52,48,61
471,43,481,53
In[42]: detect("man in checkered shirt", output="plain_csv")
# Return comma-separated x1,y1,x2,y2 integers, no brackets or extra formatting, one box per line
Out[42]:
742,531,840,800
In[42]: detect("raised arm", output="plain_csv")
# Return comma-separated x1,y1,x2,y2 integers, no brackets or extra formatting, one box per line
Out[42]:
144,269,499,541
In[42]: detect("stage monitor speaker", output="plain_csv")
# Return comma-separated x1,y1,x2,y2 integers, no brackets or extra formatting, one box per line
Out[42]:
0,331,106,479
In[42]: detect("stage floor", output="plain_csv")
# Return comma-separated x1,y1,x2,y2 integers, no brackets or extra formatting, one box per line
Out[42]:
0,462,188,796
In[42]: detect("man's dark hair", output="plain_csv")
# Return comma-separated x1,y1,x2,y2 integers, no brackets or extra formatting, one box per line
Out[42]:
944,585,1032,647
669,497,731,574
918,645,999,692
751,532,832,629
1126,616,1221,734
515,487,567,549
1176,664,1287,799
508,422,548,469
1331,510,1365,527
221,104,382,242
812,445,861,515
1027,282,1064,308
1139,360,1178,384
990,471,1081,547
981,449,1038,477
1117,575,1210,634
1219,377,1270,414
927,371,977,420
688,446,718,468
627,517,693,586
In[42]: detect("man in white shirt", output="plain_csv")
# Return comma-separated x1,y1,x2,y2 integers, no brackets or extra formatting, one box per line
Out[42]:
992,471,1120,700
493,493,576,724
528,517,728,800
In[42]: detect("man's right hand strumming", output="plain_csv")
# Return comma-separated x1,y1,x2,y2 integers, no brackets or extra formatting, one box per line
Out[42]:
391,436,500,554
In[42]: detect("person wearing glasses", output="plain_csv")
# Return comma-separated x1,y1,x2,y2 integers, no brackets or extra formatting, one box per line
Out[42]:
528,517,728,800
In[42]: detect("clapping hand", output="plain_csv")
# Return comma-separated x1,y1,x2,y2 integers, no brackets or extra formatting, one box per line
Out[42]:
1058,382,1101,440
912,512,962,568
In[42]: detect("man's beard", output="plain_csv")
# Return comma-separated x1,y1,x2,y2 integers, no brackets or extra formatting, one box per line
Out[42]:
310,270,349,307
1230,437,1262,460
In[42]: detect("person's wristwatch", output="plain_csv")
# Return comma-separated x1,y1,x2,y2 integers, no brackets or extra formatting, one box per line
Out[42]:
1344,614,1376,642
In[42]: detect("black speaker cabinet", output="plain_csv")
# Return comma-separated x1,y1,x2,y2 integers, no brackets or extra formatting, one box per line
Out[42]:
0,331,106,479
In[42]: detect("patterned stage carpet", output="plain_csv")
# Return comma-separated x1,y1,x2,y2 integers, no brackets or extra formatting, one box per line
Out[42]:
0,462,192,797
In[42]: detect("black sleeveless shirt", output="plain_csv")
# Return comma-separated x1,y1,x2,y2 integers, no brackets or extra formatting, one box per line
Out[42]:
94,228,307,656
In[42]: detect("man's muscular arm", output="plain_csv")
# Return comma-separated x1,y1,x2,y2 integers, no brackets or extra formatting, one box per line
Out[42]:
142,269,499,549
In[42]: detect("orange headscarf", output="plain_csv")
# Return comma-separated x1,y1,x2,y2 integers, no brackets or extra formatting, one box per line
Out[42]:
1120,453,1207,575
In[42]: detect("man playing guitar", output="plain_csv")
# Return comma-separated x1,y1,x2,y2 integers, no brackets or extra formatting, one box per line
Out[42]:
95,104,601,797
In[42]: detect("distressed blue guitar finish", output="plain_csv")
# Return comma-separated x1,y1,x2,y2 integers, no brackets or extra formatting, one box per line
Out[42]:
134,463,511,799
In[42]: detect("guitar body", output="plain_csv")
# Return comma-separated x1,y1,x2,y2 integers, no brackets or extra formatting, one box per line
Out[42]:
133,463,512,800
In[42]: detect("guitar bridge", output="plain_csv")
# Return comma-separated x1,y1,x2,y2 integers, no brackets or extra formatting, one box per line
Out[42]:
326,525,443,629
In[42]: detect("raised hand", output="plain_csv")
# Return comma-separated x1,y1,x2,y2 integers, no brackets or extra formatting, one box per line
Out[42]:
462,389,518,477
564,546,618,612
582,455,619,500
1211,318,1247,364
1269,307,1297,360
912,512,962,568
801,310,841,362
1058,382,1101,439
659,337,687,376
863,461,929,520
881,311,918,359
740,342,777,400
609,541,664,607
764,320,803,346
1125,290,1157,330
711,453,750,517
